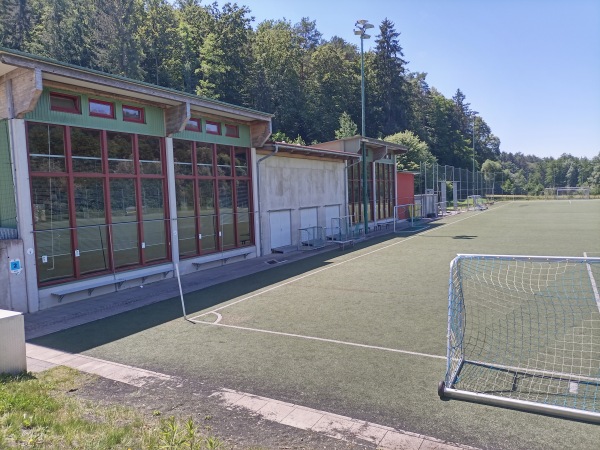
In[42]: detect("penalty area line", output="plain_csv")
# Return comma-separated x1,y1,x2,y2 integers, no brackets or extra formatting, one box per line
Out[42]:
191,319,446,361
194,203,508,318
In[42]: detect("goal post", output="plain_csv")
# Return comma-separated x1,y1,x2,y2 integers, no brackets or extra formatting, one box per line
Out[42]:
466,195,487,211
555,187,591,199
439,254,600,423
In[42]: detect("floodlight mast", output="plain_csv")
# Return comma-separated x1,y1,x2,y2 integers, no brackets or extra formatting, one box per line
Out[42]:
354,19,372,235
471,111,478,199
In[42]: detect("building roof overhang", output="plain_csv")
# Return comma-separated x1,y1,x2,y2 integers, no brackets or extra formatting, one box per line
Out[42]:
260,142,361,161
0,47,273,146
311,135,408,158
0,47,272,122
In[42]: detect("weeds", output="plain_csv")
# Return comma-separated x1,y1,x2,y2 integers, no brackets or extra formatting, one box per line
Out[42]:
0,367,228,449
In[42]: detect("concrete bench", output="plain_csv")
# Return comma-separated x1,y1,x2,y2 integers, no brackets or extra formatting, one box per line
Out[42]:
191,250,253,270
51,265,174,302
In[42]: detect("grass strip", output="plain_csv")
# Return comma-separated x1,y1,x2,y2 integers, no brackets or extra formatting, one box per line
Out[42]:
0,367,226,449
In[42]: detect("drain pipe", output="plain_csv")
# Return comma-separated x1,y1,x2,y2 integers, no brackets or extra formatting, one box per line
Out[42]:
256,145,279,256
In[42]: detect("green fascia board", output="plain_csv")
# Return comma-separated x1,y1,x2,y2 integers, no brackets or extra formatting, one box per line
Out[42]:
25,88,165,136
0,47,273,120
172,120,251,147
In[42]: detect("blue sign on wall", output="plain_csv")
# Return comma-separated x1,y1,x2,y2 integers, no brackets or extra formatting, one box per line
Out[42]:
9,259,21,273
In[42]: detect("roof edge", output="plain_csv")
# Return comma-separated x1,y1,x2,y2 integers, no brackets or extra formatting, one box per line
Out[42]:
0,47,273,121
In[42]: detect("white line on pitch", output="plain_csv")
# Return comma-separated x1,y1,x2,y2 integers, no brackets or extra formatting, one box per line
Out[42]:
188,204,507,321
584,252,600,312
191,319,446,360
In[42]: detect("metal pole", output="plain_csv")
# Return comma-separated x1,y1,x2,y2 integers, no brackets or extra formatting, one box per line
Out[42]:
360,36,369,235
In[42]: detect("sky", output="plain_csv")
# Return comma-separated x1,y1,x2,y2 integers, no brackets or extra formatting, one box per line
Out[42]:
212,0,600,159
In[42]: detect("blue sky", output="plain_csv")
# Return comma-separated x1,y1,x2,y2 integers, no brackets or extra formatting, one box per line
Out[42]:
213,0,599,159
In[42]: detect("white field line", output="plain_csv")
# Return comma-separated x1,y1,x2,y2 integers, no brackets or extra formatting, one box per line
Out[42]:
584,252,600,312
190,319,446,360
188,203,508,322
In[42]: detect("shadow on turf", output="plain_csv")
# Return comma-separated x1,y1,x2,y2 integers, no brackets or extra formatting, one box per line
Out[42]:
30,233,405,354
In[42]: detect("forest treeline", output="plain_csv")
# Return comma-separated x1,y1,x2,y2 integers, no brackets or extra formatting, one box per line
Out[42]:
1,0,598,193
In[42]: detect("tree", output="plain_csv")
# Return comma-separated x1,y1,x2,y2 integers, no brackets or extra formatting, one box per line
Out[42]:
0,0,37,51
369,18,408,137
139,0,180,87
195,3,253,105
248,19,304,137
385,130,436,171
334,112,358,139
305,38,360,142
94,0,145,79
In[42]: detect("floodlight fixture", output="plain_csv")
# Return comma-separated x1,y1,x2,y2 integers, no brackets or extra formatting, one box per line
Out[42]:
354,19,373,235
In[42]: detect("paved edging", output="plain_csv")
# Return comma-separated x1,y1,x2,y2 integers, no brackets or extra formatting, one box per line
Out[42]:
212,388,478,450
26,343,477,450
26,343,175,387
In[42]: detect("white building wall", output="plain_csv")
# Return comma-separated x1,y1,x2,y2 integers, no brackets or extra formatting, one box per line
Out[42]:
256,154,347,255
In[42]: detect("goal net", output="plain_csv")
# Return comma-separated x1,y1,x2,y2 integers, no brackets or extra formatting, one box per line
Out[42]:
554,187,591,199
440,254,600,423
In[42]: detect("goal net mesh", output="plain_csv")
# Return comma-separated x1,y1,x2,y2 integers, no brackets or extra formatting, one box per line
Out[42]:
446,254,600,416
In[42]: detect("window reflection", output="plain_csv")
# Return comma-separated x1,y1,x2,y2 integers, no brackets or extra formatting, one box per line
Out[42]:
138,135,162,174
174,140,193,175
31,177,73,282
107,132,134,174
71,128,102,172
28,123,66,172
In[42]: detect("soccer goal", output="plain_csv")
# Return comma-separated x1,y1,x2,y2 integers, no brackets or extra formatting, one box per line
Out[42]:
466,195,487,211
555,187,591,200
439,254,600,423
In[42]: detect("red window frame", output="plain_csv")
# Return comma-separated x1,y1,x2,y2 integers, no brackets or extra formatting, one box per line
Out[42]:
49,92,81,114
206,121,221,135
89,98,115,119
26,123,170,287
122,105,145,123
185,118,201,132
225,124,239,138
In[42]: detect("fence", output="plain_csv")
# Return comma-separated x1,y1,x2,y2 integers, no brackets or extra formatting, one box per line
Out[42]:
415,163,507,210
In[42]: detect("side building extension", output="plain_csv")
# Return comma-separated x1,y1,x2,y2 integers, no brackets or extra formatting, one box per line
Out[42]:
0,48,408,313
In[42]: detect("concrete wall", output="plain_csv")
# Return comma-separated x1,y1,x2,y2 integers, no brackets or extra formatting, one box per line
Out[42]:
0,240,28,312
256,154,347,255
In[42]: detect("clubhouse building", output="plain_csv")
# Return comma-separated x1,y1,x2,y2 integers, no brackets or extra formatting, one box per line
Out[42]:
0,48,406,313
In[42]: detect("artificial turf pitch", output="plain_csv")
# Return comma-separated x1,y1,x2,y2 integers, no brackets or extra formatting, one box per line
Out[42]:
33,200,600,449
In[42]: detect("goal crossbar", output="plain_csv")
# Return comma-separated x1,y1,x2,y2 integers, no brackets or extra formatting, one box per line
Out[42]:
439,254,600,423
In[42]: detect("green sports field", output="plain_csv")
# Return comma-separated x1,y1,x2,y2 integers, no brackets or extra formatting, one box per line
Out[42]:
33,200,600,449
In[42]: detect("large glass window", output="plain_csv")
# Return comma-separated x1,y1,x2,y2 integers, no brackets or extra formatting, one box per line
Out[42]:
74,178,108,275
27,122,169,285
32,177,73,283
173,139,253,256
176,179,197,256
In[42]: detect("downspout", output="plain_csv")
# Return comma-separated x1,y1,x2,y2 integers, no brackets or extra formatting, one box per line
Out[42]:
256,145,279,256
